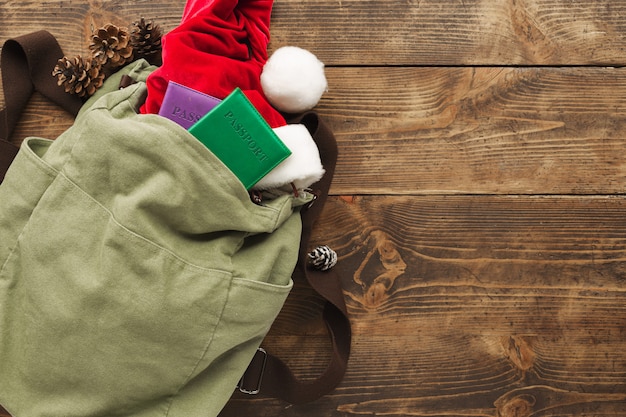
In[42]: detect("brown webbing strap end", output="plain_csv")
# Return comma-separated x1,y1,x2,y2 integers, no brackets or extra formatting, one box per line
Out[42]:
239,112,352,404
1,30,82,182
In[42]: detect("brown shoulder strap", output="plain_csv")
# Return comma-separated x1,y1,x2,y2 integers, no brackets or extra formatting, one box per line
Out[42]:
0,30,82,182
239,112,351,404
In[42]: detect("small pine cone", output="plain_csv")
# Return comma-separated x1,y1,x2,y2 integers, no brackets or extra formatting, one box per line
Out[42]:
130,18,163,66
52,56,105,98
308,245,338,271
89,24,134,69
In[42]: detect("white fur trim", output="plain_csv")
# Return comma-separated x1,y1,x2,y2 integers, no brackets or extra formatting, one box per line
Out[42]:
253,124,325,190
261,46,327,113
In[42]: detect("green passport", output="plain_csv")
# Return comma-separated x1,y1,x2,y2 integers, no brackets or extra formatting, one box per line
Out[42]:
188,88,292,189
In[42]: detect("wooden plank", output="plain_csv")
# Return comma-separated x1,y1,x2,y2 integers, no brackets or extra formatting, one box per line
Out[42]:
220,194,626,416
274,0,626,66
5,66,626,195
319,66,626,195
271,0,626,66
2,0,626,66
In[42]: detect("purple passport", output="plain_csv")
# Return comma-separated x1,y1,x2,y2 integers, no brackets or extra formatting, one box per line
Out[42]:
158,81,221,129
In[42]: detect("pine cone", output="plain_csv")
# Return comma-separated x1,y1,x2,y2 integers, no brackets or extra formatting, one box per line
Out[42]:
131,18,163,66
52,56,104,98
89,24,134,69
308,245,338,271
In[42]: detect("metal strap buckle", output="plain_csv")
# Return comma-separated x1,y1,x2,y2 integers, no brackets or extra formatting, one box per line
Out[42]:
304,188,319,210
237,348,267,395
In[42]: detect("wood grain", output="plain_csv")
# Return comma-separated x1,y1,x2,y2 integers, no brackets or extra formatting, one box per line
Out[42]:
2,0,626,416
318,66,626,195
6,67,626,195
270,0,626,66
2,0,626,66
220,195,626,416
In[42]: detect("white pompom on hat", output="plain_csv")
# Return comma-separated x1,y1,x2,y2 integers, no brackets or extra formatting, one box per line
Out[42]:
261,46,327,113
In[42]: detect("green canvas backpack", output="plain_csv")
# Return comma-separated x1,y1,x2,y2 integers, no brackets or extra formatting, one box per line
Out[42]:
0,31,350,417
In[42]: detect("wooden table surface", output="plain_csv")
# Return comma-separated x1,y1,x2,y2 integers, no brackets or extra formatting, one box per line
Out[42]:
2,0,626,416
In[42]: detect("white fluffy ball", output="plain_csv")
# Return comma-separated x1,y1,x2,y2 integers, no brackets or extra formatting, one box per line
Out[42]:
261,46,327,113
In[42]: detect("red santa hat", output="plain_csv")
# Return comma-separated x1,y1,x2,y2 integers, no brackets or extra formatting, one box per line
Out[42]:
141,0,328,190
